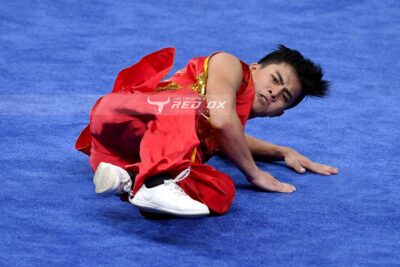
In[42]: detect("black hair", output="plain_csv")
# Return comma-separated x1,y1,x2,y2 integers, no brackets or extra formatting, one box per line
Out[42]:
258,45,330,108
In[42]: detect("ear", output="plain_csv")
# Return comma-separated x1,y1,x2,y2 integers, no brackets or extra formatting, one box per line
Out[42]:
250,63,259,70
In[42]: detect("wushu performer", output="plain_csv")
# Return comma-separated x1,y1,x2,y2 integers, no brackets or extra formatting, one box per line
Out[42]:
75,47,338,218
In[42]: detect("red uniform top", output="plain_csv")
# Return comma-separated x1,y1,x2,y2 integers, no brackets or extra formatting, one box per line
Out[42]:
163,52,255,162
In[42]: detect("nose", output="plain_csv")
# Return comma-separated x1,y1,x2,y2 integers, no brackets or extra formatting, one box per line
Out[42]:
268,86,285,102
268,89,277,102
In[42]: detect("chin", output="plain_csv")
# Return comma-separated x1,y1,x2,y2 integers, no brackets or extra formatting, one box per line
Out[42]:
256,111,270,118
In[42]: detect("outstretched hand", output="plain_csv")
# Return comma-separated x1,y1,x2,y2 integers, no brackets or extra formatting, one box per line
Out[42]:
249,170,296,193
283,148,339,175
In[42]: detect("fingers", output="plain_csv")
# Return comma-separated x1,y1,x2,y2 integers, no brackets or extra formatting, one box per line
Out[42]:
292,161,306,174
302,160,339,176
316,164,339,175
271,179,296,193
277,182,296,193
251,173,296,193
285,157,306,174
286,151,339,176
328,166,339,174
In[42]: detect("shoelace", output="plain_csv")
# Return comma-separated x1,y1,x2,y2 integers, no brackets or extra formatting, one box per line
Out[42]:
164,167,191,195
116,181,132,194
129,167,191,199
173,167,191,182
116,172,132,194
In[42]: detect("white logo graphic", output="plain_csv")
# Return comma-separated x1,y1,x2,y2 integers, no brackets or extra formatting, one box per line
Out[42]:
146,95,227,114
147,97,171,113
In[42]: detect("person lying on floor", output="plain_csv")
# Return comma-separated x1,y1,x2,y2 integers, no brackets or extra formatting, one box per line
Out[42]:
75,45,339,218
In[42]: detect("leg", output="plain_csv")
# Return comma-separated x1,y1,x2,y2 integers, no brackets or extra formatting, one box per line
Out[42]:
88,94,151,172
178,163,236,215
88,90,222,217
88,93,150,195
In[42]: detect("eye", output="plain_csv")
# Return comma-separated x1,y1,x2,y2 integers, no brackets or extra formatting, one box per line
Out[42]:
283,93,290,103
272,75,278,84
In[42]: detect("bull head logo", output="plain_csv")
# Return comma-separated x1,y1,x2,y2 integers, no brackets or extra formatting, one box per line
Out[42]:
147,97,171,113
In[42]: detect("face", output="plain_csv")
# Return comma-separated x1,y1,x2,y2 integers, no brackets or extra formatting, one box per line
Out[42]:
250,62,302,118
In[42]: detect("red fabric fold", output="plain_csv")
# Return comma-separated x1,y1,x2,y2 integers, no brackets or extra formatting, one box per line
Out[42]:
112,47,176,93
75,47,176,155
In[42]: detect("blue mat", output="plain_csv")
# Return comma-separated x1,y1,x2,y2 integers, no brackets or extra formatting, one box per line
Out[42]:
1,0,399,266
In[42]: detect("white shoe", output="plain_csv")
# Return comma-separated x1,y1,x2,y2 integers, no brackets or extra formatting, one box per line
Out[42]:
93,162,132,195
129,167,210,218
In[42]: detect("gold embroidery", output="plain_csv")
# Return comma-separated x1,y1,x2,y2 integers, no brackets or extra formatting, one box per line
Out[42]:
156,82,182,92
188,56,211,97
188,72,207,96
190,147,197,163
204,56,210,77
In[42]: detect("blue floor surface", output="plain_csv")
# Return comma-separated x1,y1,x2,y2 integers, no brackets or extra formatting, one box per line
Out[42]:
0,0,399,266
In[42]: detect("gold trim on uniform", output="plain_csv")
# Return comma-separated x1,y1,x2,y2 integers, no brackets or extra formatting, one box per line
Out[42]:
188,72,207,96
190,147,197,163
204,56,210,77
188,56,211,97
156,82,183,92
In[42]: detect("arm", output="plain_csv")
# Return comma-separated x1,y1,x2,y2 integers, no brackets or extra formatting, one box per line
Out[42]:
206,53,295,193
245,134,287,161
245,134,339,175
207,53,258,178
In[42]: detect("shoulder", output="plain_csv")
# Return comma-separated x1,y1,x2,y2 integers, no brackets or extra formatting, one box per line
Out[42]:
208,52,242,72
207,52,243,85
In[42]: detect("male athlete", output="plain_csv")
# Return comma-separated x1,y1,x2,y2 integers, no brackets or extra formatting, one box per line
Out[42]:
76,45,338,218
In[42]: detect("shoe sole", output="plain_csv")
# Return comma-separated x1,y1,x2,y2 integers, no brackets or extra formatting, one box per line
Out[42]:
130,198,210,218
93,163,118,195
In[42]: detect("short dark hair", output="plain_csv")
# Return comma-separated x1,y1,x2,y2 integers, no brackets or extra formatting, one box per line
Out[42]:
258,45,330,108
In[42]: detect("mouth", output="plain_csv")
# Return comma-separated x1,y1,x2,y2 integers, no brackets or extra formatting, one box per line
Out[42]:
258,93,269,106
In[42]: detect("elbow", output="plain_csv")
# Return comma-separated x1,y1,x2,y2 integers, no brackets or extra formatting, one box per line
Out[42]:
209,114,236,131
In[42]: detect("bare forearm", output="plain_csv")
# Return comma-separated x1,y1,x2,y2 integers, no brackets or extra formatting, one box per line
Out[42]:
214,116,259,179
245,134,289,161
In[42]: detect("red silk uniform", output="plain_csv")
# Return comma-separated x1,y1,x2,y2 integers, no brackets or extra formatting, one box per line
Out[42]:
75,48,255,214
